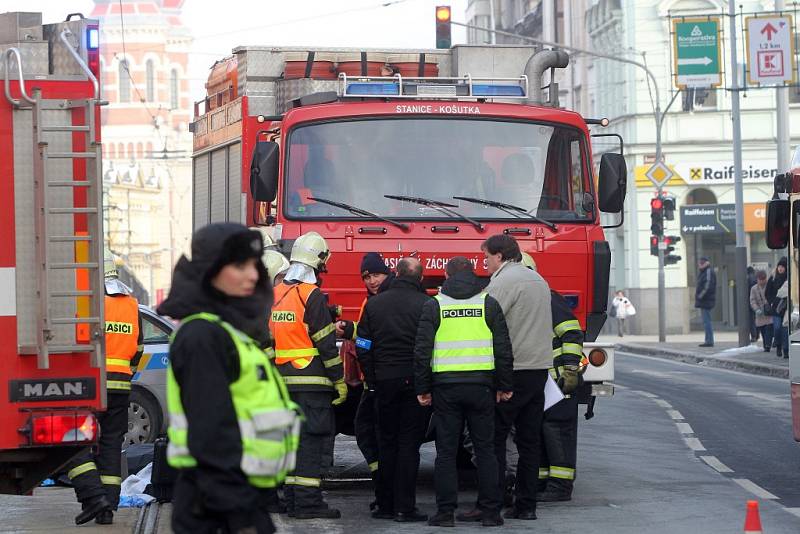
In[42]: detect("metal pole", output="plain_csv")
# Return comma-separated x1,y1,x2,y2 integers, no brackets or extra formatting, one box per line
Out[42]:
488,0,496,45
776,0,791,172
452,18,668,340
729,0,750,347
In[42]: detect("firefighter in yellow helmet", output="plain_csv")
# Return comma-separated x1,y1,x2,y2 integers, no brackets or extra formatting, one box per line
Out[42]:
67,248,143,525
269,231,345,519
521,251,585,502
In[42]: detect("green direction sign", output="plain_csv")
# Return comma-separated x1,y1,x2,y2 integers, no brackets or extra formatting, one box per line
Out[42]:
672,17,722,88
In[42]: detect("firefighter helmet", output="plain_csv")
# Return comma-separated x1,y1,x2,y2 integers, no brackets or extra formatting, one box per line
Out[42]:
263,250,290,285
104,247,119,279
290,232,330,270
520,252,537,271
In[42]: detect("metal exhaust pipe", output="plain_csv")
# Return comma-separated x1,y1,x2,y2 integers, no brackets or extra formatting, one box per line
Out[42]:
524,50,569,105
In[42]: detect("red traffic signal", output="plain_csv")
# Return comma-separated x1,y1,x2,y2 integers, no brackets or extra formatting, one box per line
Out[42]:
650,197,663,210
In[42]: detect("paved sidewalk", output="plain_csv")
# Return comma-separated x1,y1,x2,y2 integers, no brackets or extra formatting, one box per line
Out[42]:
599,332,790,378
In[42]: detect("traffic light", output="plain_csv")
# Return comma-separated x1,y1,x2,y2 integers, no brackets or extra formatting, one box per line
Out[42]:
650,196,664,236
664,235,682,265
435,5,452,49
650,235,659,256
662,194,676,220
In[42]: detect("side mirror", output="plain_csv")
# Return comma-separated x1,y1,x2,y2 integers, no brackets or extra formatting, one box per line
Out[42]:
250,141,279,203
597,153,627,213
765,198,789,249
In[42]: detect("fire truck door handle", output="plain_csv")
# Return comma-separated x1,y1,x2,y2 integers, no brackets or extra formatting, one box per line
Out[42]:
358,227,387,234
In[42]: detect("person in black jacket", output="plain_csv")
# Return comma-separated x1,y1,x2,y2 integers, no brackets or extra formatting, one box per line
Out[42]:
157,223,276,534
415,257,514,528
747,266,758,342
356,257,432,522
695,257,717,347
766,257,788,357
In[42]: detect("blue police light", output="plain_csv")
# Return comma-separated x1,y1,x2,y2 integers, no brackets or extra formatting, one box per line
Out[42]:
87,28,99,50
345,82,399,96
472,84,525,97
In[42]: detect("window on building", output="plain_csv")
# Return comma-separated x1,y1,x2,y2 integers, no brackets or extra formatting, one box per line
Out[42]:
118,59,130,103
170,69,179,109
146,59,155,102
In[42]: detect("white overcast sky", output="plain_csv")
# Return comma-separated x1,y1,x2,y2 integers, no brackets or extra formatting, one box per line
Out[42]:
6,0,468,95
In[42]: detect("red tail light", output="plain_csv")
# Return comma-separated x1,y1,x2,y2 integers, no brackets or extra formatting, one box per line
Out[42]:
588,349,607,367
30,412,97,445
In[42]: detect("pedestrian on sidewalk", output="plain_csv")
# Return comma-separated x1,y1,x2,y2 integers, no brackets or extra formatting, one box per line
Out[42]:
611,290,635,337
766,257,788,357
777,280,790,359
695,257,717,347
750,270,774,352
747,266,758,342
356,257,432,522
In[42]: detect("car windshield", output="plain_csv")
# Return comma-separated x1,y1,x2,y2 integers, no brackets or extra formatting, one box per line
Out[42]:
284,117,592,221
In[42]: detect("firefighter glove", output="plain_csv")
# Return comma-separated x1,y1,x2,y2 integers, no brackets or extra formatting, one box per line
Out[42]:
332,380,348,405
558,365,580,395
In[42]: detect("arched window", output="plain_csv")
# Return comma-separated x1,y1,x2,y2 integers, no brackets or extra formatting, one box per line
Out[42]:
146,59,155,102
170,69,179,109
127,143,134,161
118,59,131,103
136,142,144,159
146,142,153,157
117,142,125,159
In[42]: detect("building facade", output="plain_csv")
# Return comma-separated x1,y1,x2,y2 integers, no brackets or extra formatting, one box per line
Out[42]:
467,0,795,334
92,0,193,304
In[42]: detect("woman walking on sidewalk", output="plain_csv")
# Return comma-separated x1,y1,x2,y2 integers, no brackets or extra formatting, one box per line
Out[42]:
611,291,635,337
766,258,788,357
750,270,774,352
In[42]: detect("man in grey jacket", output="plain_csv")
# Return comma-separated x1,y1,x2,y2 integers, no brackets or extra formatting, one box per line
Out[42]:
481,234,552,520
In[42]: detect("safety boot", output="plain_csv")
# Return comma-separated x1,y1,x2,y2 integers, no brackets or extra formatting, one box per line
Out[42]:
94,509,114,525
293,506,341,519
75,496,111,525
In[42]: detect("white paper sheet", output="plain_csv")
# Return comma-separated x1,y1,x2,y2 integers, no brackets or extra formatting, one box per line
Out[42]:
544,374,565,410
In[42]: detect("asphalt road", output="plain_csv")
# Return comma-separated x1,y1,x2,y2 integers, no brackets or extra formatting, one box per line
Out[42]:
616,350,800,509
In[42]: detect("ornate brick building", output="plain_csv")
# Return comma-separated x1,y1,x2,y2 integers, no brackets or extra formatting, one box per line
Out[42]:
92,0,192,304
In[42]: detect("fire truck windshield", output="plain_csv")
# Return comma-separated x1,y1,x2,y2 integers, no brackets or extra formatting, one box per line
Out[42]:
284,117,592,222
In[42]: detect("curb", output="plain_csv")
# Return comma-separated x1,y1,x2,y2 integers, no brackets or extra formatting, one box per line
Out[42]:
134,502,161,534
616,343,790,379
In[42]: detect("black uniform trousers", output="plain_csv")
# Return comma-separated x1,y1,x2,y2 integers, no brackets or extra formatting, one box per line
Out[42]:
354,386,380,495
374,377,430,514
172,471,276,534
433,383,501,514
285,391,334,511
495,370,548,513
539,394,578,491
66,390,130,509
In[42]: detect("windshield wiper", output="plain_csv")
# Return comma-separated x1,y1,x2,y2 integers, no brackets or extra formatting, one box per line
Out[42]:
384,194,484,231
307,196,409,231
453,196,558,231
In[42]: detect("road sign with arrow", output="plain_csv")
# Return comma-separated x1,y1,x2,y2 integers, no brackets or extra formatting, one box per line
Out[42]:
672,17,722,88
745,15,796,85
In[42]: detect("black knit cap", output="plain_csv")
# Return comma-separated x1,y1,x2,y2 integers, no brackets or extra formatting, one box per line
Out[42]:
190,222,264,285
360,252,390,277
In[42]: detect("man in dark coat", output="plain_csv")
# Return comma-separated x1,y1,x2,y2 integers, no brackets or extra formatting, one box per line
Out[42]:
356,257,432,522
695,257,717,347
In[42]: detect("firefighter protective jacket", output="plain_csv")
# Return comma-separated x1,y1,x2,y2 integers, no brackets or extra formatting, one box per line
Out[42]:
550,290,585,380
270,281,342,392
104,293,143,392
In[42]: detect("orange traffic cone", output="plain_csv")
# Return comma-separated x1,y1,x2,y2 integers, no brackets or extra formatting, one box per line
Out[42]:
744,500,763,534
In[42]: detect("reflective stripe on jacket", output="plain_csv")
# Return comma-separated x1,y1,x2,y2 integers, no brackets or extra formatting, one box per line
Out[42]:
167,313,300,488
432,293,495,373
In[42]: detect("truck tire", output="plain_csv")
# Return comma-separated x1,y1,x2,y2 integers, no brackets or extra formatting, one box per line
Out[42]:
127,388,163,445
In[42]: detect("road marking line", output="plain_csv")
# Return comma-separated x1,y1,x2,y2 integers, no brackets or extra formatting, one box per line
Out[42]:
736,391,788,403
666,409,684,420
733,479,779,500
614,384,629,390
675,422,694,434
700,455,733,473
655,399,673,408
683,437,706,451
635,390,659,398
784,507,800,518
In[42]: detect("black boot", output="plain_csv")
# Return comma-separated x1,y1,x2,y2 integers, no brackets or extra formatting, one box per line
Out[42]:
94,509,114,525
75,496,111,525
537,479,573,502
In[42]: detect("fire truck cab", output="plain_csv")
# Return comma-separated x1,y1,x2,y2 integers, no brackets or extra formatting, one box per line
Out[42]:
192,46,627,427
0,12,105,494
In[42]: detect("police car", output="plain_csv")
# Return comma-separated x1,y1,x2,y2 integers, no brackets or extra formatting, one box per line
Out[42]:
126,305,173,445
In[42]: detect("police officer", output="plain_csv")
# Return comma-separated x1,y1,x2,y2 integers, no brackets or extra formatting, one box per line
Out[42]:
269,232,346,519
158,223,299,534
415,257,514,527
67,249,143,525
519,253,584,502
335,252,394,511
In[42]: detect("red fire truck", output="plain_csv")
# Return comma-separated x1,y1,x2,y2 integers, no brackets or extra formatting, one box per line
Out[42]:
191,46,627,422
0,12,105,493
